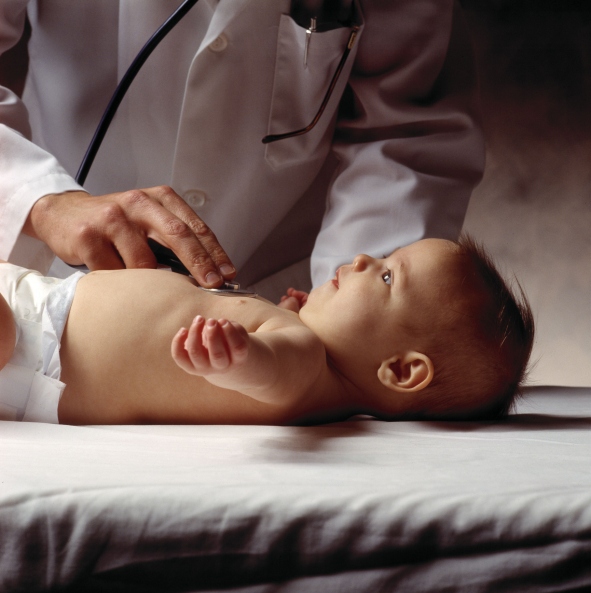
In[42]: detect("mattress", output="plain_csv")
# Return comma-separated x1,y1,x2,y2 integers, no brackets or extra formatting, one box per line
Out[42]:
1,385,590,592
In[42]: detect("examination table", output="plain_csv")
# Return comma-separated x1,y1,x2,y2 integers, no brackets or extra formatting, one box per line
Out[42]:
1,385,590,592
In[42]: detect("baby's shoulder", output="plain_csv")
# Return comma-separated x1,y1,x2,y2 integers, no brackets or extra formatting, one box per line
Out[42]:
253,301,309,330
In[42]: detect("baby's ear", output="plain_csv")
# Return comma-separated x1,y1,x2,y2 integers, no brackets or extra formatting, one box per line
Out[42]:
377,352,434,393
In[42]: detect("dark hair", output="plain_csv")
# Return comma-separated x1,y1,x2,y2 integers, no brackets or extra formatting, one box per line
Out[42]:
419,235,535,420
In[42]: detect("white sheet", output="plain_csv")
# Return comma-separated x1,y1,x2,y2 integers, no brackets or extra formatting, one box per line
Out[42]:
1,385,590,592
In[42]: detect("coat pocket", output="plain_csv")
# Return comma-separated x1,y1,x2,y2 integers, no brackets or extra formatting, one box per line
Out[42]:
265,14,356,169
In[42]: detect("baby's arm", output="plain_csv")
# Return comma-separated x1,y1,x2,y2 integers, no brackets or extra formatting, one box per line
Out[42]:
171,315,323,404
0,293,16,371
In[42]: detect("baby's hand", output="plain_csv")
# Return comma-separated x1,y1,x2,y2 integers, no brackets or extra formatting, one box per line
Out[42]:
277,288,309,312
171,316,249,376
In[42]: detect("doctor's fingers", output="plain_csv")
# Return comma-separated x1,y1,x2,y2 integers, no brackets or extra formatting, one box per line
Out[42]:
75,225,159,271
71,186,234,284
141,185,236,287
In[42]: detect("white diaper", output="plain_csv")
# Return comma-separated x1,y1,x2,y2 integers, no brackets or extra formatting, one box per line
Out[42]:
0,263,84,423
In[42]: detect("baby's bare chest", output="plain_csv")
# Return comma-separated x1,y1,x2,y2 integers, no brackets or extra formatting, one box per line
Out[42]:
85,269,292,332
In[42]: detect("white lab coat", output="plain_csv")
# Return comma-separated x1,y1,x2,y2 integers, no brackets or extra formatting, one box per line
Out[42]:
0,0,484,287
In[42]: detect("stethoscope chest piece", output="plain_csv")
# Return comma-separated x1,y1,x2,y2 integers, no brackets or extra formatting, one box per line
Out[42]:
198,282,258,297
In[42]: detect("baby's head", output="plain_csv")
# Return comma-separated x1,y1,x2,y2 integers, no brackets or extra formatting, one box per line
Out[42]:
300,237,534,421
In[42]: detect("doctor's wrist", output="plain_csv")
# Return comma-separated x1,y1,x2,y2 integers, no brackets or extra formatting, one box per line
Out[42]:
23,191,90,241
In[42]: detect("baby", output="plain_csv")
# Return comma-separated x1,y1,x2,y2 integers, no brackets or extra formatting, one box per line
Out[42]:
0,237,534,426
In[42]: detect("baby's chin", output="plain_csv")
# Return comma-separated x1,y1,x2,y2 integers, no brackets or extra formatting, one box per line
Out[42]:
301,283,323,304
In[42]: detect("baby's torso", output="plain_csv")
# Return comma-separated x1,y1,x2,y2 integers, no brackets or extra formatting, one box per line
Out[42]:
58,269,321,425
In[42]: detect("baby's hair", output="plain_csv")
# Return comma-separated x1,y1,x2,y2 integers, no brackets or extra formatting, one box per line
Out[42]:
419,234,535,420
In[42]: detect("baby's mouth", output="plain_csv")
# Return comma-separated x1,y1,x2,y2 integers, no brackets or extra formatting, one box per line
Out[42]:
332,268,340,289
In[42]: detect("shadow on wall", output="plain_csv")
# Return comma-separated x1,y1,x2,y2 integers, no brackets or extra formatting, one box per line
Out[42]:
461,2,591,387
0,18,29,97
463,2,591,136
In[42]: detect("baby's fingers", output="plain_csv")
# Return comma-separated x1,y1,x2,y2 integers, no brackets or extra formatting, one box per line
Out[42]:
277,296,299,312
220,320,249,365
288,288,308,303
173,317,247,375
202,318,231,370
171,327,199,375
183,315,213,372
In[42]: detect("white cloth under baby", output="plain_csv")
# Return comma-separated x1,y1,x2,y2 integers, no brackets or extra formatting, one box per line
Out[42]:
0,263,83,423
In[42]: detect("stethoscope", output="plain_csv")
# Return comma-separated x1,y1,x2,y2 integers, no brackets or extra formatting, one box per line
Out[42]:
73,0,355,293
74,0,253,294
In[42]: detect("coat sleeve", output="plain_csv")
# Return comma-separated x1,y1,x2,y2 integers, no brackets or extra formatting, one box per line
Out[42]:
310,0,485,286
0,1,82,270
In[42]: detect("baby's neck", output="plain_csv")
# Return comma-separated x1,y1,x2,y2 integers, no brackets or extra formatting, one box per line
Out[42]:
292,356,363,425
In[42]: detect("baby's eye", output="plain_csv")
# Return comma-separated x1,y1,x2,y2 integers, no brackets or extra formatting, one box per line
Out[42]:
382,270,392,285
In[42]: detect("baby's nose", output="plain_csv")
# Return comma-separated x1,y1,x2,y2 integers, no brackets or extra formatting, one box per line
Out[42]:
352,253,373,271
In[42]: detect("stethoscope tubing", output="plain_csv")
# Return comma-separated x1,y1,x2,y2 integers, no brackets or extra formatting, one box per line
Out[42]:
72,0,202,276
69,0,257,296
75,0,201,185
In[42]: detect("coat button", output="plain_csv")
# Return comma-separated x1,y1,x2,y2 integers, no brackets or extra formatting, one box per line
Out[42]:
208,34,228,52
184,189,207,209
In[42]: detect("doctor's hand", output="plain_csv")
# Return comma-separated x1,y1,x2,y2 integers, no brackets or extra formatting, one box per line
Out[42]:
23,187,235,287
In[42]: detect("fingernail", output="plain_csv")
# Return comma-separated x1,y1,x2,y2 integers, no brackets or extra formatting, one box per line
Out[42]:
205,272,222,286
220,264,235,277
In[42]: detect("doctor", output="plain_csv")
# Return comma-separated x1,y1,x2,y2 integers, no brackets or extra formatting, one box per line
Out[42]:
0,0,485,294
